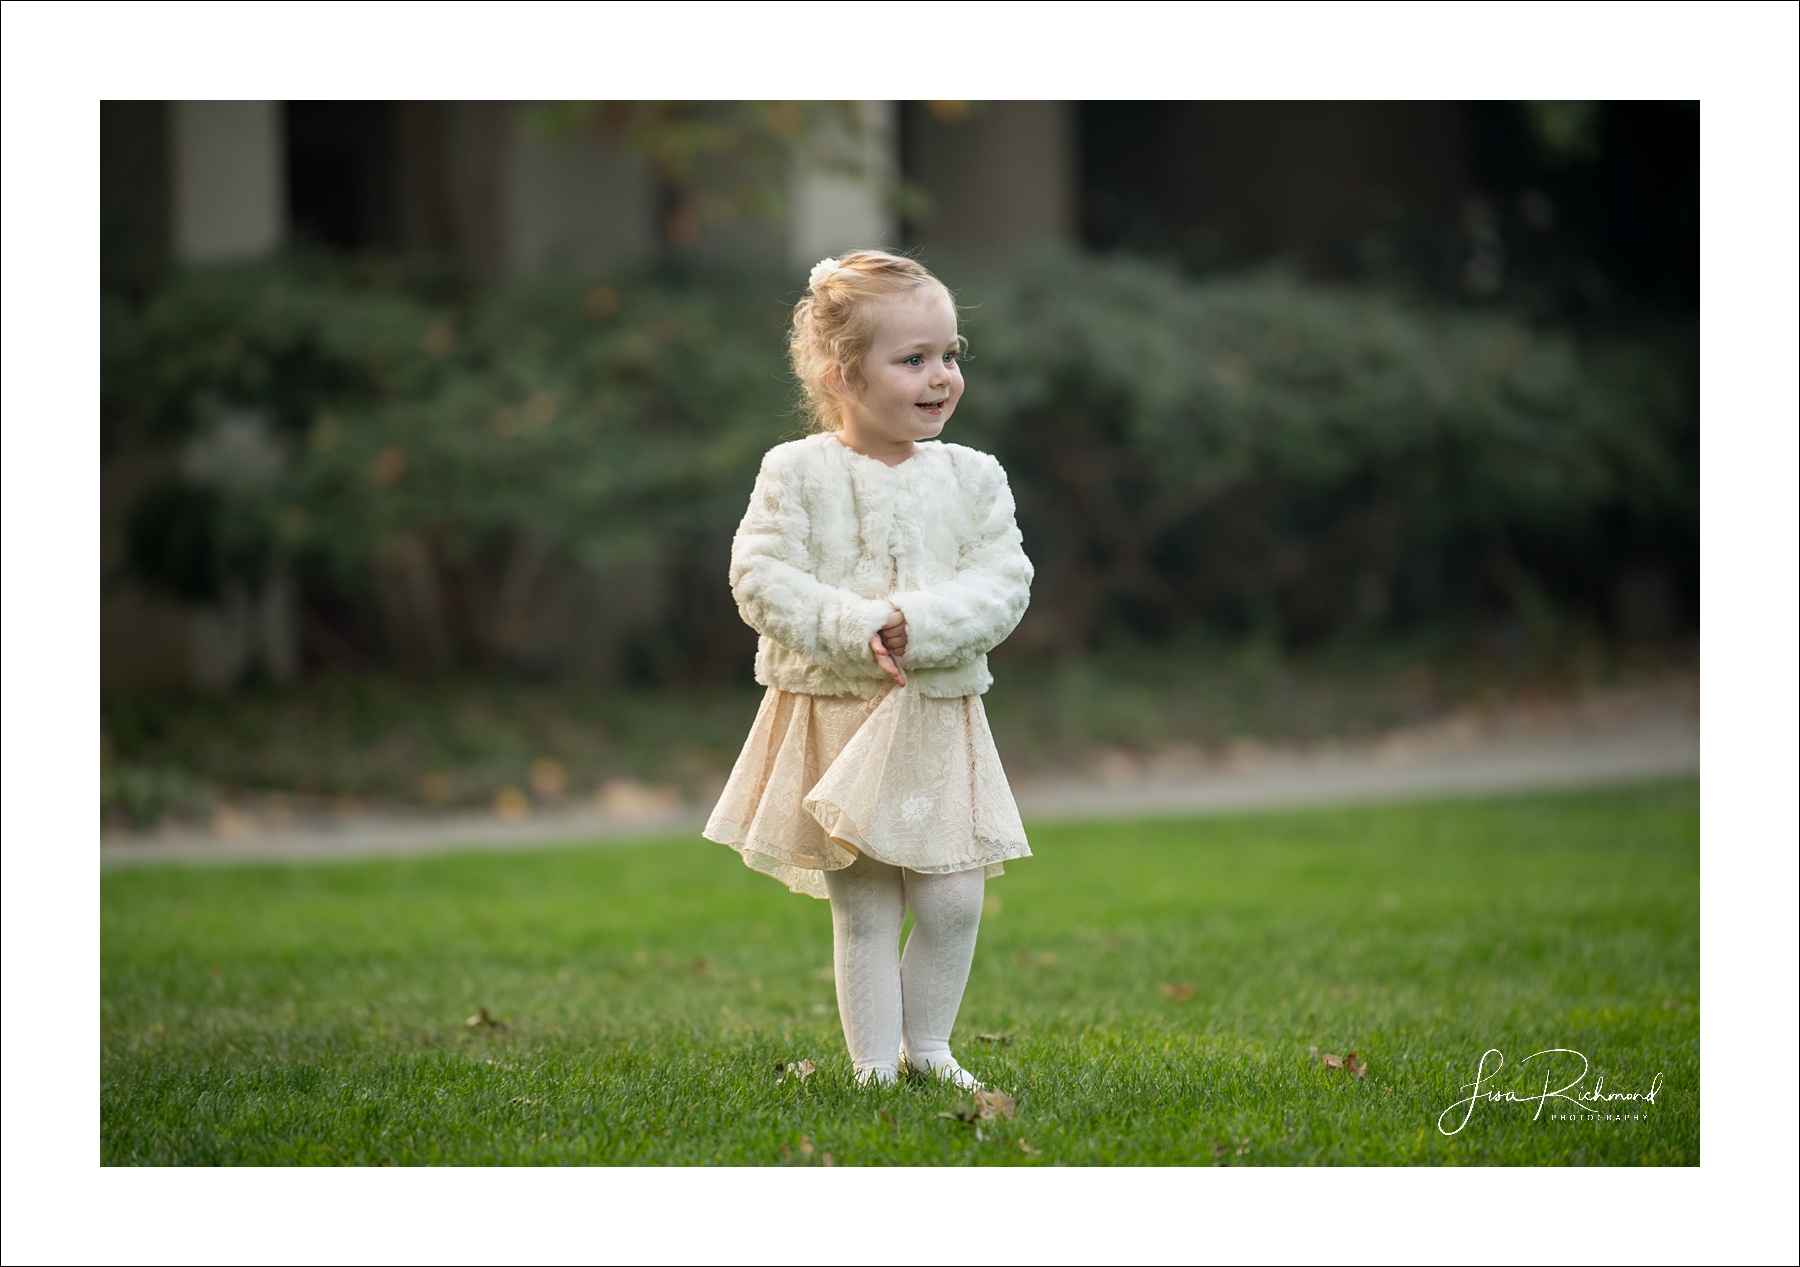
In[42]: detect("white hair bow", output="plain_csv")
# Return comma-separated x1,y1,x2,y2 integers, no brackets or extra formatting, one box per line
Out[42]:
808,257,842,290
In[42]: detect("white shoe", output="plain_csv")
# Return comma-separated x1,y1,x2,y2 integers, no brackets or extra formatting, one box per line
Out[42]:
903,1049,984,1091
855,1065,898,1087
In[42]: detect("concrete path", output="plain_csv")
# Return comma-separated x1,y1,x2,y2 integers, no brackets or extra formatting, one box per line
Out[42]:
100,687,1697,868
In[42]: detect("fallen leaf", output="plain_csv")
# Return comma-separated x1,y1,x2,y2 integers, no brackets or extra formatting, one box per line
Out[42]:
799,1134,814,1156
940,1091,1016,1125
1018,1139,1035,1155
686,957,711,975
822,1152,835,1166
1160,982,1197,1000
975,1089,1016,1121
1320,1050,1367,1076
1235,1135,1251,1156
976,1032,1014,1045
465,1006,506,1029
776,1059,816,1083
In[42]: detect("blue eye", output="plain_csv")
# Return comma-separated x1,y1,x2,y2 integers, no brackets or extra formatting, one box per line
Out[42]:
905,355,923,367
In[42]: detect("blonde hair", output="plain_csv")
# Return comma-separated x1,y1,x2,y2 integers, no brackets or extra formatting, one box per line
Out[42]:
789,249,955,432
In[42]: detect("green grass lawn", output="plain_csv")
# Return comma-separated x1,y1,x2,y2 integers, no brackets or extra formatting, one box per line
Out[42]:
101,781,1698,1166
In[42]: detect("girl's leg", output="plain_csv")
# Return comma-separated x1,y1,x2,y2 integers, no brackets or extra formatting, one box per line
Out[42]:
898,866,986,1088
823,853,907,1084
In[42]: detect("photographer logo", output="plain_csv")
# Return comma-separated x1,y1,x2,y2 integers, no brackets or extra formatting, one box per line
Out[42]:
1437,1048,1663,1136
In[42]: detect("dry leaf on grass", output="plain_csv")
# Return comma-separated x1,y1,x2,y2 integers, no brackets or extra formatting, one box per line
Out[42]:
975,1089,1016,1120
976,1032,1014,1045
1018,1139,1036,1155
939,1089,1017,1125
776,1059,816,1083
1318,1050,1367,1077
1160,982,1197,1000
465,1006,506,1029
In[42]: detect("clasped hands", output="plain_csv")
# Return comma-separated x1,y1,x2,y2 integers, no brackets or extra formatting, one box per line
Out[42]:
869,608,908,687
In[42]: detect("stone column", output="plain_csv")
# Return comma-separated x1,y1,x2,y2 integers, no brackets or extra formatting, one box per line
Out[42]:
170,101,285,262
788,101,901,267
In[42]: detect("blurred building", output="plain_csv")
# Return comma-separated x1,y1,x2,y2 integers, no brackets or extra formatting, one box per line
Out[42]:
107,101,1505,280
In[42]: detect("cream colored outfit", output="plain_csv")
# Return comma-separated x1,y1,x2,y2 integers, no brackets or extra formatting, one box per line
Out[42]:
703,434,1033,898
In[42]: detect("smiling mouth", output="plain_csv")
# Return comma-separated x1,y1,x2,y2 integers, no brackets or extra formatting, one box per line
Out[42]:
915,399,947,411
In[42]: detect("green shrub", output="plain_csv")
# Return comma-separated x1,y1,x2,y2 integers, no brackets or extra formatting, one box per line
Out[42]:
101,762,215,830
947,255,1695,648
104,252,1695,679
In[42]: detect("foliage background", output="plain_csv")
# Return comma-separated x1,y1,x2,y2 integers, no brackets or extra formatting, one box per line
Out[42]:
107,252,1697,686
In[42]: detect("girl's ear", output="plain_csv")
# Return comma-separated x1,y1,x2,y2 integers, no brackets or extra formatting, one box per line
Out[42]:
822,362,855,404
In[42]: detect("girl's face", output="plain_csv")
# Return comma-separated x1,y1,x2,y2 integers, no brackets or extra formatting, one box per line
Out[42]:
840,287,963,445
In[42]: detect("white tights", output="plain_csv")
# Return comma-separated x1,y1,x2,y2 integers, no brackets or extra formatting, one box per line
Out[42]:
824,852,985,1086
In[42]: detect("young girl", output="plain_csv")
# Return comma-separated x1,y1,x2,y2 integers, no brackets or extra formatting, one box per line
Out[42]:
704,250,1033,1089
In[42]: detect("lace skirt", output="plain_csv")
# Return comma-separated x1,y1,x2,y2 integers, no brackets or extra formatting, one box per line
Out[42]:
703,685,1031,899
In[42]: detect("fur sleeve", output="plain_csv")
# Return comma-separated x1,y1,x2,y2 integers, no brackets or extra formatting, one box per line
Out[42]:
888,450,1034,670
729,455,895,671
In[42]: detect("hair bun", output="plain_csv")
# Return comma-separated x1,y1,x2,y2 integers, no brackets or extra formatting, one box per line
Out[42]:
808,257,842,291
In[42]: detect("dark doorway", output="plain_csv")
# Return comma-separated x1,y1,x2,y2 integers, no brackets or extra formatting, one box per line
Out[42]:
285,101,399,251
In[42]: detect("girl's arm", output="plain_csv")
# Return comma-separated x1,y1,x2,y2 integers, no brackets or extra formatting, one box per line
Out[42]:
887,453,1034,671
729,463,896,672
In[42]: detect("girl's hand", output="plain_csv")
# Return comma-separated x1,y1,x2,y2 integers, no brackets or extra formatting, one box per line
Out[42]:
871,609,907,686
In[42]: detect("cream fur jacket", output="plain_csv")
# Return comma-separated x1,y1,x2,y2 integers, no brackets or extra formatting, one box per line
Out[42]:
729,433,1034,699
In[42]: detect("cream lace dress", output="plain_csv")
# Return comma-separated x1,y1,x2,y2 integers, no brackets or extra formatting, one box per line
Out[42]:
703,681,1030,899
